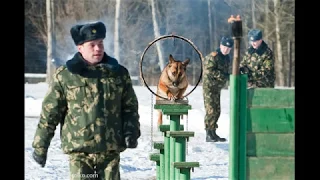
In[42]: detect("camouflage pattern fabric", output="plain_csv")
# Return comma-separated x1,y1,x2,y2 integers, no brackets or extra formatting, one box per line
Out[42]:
69,151,120,180
202,48,231,130
240,41,275,88
32,52,140,157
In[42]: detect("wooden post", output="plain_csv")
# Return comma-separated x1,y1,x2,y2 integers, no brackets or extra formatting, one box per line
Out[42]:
228,15,243,180
229,16,242,75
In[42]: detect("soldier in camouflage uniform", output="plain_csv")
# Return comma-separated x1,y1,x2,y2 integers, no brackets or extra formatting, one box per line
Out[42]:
240,29,275,88
32,21,141,180
202,36,233,142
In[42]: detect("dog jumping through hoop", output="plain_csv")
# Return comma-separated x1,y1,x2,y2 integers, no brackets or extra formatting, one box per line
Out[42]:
156,54,190,127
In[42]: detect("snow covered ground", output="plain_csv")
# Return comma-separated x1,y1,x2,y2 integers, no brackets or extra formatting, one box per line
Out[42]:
25,82,230,180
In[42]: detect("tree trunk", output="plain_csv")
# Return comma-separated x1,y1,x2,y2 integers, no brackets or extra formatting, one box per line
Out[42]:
46,0,55,83
264,0,269,43
150,0,165,71
207,0,213,51
274,0,284,86
212,0,218,48
287,40,292,87
251,0,256,28
114,0,121,62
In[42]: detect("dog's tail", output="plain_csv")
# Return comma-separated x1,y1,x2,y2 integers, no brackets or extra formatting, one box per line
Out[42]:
157,110,163,127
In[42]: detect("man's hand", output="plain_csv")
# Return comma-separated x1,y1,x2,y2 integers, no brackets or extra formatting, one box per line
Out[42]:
32,151,47,167
239,66,249,74
125,136,138,148
247,81,257,89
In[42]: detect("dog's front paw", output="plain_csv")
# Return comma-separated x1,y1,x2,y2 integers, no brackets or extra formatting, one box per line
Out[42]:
167,93,176,101
171,96,178,101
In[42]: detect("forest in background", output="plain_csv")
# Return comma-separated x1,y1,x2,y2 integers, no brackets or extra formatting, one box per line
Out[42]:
25,0,295,87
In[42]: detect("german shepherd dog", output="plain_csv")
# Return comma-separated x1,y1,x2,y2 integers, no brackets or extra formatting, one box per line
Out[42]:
156,54,190,126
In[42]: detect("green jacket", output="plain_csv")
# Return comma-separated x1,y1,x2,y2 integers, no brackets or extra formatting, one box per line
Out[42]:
202,48,231,90
32,52,140,155
240,41,275,87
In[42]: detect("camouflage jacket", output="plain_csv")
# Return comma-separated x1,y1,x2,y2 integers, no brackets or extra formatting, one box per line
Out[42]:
240,41,275,87
32,52,140,156
202,48,231,89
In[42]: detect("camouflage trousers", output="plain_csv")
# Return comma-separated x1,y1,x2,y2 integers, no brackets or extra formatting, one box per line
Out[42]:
69,151,120,180
203,86,222,130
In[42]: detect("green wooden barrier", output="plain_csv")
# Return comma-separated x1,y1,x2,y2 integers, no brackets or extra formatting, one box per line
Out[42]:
230,74,247,180
154,101,191,180
230,74,295,180
153,100,199,180
150,153,161,180
246,88,295,180
173,162,200,180
153,141,165,180
159,124,184,180
166,131,195,180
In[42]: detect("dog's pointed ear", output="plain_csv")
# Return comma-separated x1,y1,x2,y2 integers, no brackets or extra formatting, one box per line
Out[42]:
183,58,190,66
169,54,175,63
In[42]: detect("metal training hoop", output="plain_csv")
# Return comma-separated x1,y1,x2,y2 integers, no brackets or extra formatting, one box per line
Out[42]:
139,34,203,100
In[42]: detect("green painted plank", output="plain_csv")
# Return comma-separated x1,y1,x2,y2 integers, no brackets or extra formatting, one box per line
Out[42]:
247,157,294,180
154,104,192,111
247,88,295,107
247,108,295,132
162,109,190,115
154,103,192,115
166,131,194,137
149,153,160,161
247,133,295,157
173,162,200,168
153,141,164,150
159,124,184,132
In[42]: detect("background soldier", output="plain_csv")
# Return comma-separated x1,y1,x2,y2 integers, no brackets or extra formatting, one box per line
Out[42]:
31,21,141,180
240,29,275,88
202,36,233,142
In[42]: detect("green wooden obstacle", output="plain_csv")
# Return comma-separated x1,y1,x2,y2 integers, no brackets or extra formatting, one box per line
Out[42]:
152,100,199,180
159,124,184,180
166,131,195,180
246,87,295,180
230,74,295,180
153,141,165,180
227,15,295,180
229,74,247,180
173,162,200,180
149,153,161,180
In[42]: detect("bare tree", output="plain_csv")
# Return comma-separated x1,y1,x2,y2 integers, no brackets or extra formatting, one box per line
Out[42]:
25,0,47,48
273,0,284,86
150,0,165,71
118,0,153,76
251,0,256,28
212,0,218,49
25,0,294,86
46,0,55,83
264,0,269,43
114,0,121,62
207,0,213,51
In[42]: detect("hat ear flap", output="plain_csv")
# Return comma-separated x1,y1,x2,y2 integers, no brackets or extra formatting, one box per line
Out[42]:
70,25,83,45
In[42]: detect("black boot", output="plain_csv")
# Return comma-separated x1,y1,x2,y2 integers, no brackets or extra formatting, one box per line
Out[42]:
206,129,226,142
